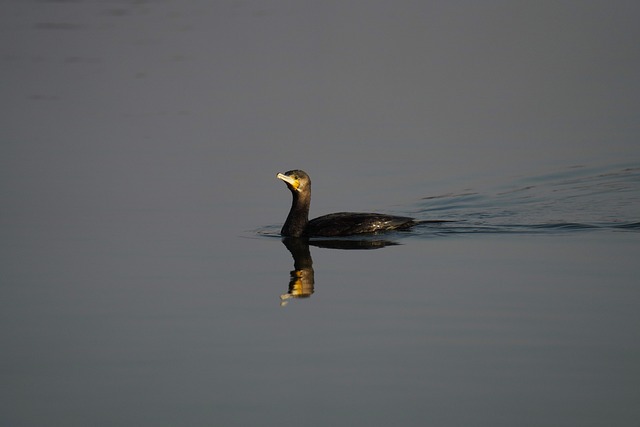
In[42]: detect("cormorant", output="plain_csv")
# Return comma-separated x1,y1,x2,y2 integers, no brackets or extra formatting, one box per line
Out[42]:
276,169,416,237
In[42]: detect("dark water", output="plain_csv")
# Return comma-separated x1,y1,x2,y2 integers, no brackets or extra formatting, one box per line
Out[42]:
2,1,640,426
4,160,638,427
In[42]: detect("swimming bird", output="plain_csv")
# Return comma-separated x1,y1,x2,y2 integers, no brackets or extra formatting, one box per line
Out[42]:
276,169,416,237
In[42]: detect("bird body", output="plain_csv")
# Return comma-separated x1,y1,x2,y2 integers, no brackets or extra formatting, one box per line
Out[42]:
276,170,416,237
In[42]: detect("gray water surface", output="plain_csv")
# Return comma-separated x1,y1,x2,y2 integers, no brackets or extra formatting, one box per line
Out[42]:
2,1,640,426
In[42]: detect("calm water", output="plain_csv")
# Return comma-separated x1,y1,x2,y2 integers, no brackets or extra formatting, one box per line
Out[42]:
2,2,640,426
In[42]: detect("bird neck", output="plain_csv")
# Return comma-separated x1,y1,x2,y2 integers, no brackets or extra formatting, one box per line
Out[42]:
281,190,310,237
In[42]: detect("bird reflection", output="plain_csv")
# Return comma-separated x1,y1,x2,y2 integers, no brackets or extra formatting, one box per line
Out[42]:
279,237,399,306
280,238,315,306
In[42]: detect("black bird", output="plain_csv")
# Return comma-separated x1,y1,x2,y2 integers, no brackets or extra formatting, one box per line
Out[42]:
276,169,416,237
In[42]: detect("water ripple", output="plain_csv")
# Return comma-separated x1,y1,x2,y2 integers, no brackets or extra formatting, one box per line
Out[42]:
413,163,640,236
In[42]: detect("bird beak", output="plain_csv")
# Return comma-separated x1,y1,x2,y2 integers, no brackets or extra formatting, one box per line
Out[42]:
277,172,300,191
